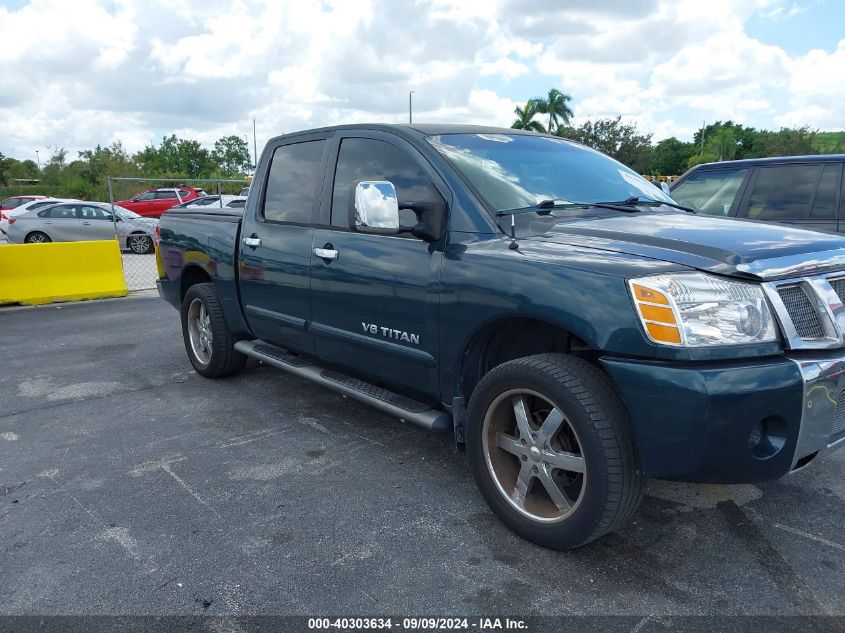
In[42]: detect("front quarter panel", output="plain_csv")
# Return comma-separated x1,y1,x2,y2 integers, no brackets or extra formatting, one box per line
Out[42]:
438,235,687,400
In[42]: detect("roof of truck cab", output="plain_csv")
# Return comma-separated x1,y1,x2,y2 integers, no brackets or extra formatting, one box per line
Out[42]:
269,123,541,144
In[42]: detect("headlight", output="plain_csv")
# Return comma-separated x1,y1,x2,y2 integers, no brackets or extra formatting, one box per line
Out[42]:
628,273,777,347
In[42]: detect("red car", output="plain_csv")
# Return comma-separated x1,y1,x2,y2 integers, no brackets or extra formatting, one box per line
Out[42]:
115,187,207,218
1,195,49,231
1,195,48,215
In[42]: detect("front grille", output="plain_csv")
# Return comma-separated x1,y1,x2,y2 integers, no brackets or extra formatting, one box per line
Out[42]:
829,277,845,305
777,285,825,339
832,392,845,440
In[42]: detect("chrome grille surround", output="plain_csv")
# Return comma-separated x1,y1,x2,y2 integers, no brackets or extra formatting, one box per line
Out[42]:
829,276,845,305
763,274,845,350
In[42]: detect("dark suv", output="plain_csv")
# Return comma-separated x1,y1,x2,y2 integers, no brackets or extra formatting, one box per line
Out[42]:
671,155,845,233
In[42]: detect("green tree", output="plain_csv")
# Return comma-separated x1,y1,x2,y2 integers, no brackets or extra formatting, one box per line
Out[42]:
41,148,68,187
708,128,738,161
134,135,215,178
686,152,718,170
0,157,41,185
534,88,574,133
0,152,10,185
212,135,252,175
77,142,142,199
751,126,818,157
651,137,695,176
511,100,545,132
558,116,653,173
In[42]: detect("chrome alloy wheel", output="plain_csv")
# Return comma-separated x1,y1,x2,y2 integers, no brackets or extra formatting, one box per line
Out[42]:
27,233,48,243
187,298,213,366
129,235,150,253
482,389,586,523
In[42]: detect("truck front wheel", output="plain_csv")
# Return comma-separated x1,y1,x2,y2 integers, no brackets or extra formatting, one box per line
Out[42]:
466,353,643,549
181,283,246,378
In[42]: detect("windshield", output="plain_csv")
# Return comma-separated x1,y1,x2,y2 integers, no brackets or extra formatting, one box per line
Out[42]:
426,133,671,212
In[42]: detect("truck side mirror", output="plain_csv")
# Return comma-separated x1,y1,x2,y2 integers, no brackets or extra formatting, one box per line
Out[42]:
351,181,401,234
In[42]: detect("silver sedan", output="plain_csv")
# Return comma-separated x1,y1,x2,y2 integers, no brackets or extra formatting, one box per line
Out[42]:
5,202,159,254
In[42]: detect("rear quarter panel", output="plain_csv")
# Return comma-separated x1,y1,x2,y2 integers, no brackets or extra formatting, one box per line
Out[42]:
157,210,251,338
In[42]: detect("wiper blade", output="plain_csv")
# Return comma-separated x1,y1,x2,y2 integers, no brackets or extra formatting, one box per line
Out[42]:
495,199,641,216
599,196,696,214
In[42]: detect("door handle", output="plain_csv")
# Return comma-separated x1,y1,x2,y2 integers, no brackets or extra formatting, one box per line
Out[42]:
82,221,91,225
314,246,338,260
243,236,261,248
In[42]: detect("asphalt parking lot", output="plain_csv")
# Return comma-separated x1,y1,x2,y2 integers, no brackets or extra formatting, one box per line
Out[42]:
1,294,844,618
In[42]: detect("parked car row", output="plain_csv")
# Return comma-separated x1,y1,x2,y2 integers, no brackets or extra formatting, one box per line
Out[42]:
1,185,250,252
1,198,157,253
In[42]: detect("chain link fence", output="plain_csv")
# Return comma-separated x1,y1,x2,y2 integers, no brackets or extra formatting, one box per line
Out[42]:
108,176,250,291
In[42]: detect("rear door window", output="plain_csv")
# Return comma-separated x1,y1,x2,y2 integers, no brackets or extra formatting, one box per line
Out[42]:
39,205,78,219
743,164,831,221
262,140,326,224
155,190,178,200
671,169,748,216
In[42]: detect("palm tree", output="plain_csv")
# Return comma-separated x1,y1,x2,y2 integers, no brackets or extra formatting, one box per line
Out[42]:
511,100,545,133
534,88,574,133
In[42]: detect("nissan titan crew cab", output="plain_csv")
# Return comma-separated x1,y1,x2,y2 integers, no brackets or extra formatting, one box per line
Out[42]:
156,125,845,549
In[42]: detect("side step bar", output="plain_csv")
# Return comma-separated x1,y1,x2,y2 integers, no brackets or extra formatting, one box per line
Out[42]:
234,339,452,432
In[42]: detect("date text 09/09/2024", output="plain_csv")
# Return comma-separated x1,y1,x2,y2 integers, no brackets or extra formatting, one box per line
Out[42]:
308,617,527,630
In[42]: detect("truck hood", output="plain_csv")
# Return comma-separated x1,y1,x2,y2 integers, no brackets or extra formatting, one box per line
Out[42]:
532,212,845,281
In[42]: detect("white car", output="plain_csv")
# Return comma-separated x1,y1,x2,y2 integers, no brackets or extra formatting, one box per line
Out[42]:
6,201,158,254
0,197,80,238
183,195,247,209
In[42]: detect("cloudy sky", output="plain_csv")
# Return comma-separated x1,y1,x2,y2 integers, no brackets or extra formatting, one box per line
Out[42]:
1,0,843,162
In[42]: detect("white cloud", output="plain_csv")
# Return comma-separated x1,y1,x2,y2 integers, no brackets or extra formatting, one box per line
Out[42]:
0,0,841,160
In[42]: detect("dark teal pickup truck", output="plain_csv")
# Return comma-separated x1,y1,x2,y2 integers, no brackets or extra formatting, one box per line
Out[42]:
157,124,845,549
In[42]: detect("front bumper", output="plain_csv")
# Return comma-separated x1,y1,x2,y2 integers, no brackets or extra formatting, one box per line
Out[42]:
790,354,845,465
601,351,845,483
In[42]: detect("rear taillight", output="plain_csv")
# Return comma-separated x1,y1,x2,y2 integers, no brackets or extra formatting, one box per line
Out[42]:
7,218,15,225
0,212,7,221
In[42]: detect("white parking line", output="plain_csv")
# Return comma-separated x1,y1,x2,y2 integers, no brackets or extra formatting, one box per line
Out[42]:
774,523,845,553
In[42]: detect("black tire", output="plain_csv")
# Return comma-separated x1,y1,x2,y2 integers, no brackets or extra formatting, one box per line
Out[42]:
128,234,153,254
25,231,51,244
465,353,643,549
180,283,247,378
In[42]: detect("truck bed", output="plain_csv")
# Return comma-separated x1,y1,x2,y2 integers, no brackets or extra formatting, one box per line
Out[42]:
157,205,248,338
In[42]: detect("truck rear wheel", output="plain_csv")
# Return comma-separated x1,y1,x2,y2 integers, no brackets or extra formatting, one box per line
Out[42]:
466,353,643,549
181,283,246,378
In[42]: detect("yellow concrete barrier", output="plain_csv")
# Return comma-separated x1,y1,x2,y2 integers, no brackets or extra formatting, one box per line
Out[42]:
0,241,128,306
